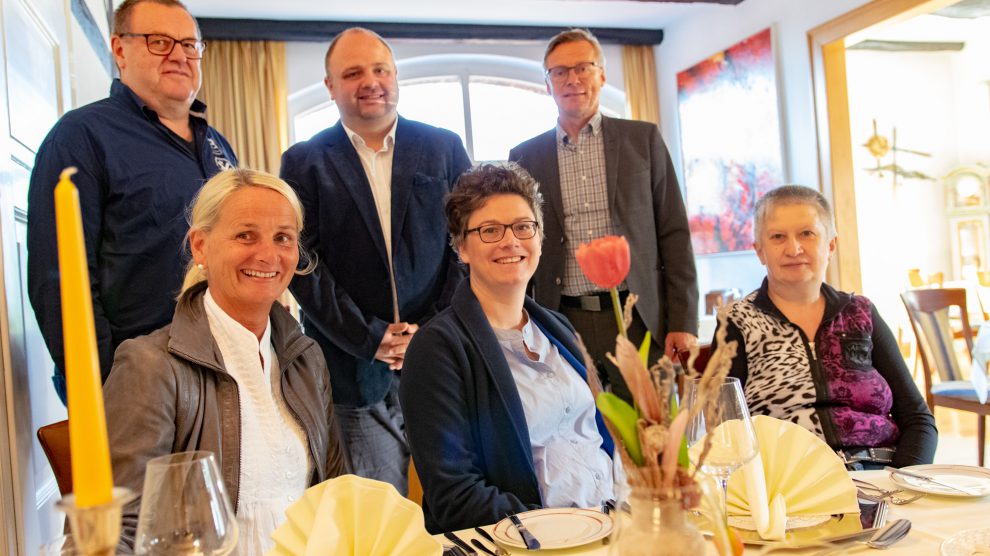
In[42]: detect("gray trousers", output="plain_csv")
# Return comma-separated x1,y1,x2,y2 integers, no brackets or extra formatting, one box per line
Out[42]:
334,379,410,496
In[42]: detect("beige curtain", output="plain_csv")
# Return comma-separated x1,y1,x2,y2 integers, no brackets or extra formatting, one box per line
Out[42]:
199,40,288,174
621,45,661,127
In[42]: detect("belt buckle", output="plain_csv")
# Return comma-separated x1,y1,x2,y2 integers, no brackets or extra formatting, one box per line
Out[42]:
580,295,602,311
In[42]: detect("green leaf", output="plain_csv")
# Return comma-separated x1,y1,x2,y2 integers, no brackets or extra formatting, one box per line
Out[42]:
669,389,690,468
596,392,643,466
638,331,652,367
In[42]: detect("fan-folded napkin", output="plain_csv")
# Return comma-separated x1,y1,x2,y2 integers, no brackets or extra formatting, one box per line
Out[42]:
726,416,859,541
266,474,441,556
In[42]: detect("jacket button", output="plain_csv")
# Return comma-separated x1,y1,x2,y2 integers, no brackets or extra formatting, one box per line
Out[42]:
560,236,565,244
555,277,562,286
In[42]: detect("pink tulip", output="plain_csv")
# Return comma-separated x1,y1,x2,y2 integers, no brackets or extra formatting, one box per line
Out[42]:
575,236,631,289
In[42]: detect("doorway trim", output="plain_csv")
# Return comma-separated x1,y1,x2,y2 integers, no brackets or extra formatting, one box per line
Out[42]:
808,0,958,292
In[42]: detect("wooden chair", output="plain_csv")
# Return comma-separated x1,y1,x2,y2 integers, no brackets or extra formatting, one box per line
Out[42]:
704,289,741,315
678,343,712,374
901,288,990,466
408,457,423,506
37,420,72,496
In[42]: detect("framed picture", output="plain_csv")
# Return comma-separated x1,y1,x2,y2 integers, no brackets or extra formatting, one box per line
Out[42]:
677,27,785,255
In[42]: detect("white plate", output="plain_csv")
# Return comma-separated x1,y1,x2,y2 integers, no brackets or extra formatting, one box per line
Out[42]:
889,464,990,498
940,527,990,556
491,508,613,550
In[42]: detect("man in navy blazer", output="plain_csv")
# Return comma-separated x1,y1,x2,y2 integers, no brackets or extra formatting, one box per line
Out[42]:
280,27,471,494
509,29,698,399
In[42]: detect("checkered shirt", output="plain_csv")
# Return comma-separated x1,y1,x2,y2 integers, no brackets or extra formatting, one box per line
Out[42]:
556,112,625,296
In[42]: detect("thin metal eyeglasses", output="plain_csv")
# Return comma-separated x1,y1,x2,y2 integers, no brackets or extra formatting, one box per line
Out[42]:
464,221,540,243
119,33,206,59
545,61,600,82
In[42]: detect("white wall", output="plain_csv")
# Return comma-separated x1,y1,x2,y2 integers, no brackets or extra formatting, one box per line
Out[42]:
846,28,990,328
654,0,872,335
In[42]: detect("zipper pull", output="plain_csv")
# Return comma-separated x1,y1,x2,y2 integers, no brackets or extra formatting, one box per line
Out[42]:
808,340,817,361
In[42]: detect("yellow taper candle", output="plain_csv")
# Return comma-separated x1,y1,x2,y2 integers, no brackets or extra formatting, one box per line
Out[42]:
55,167,113,507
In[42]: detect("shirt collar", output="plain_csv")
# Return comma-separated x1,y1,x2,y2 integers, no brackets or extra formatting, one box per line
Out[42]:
110,78,208,122
343,117,398,153
203,288,273,371
555,110,603,145
493,309,546,361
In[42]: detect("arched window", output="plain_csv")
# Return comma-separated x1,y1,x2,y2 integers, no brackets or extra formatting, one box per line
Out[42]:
290,54,626,161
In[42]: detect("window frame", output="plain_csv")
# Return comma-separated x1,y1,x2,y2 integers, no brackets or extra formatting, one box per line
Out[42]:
288,53,627,158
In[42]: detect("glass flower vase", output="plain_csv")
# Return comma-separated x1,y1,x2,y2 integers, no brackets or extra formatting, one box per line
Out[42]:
610,472,728,556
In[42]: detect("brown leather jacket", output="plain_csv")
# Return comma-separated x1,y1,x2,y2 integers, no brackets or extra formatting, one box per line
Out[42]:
104,282,347,550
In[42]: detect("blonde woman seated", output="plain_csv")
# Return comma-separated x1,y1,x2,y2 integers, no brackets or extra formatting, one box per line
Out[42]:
712,185,936,470
400,163,614,533
104,169,347,555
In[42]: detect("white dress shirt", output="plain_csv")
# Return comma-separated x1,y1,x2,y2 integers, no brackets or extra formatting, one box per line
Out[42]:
493,310,614,508
343,119,400,320
203,290,311,556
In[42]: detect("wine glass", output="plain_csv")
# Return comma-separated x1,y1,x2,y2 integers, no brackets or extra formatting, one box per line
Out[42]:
134,451,238,555
682,377,759,519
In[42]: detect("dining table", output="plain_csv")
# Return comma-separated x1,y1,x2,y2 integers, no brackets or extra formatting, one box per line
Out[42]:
440,469,990,555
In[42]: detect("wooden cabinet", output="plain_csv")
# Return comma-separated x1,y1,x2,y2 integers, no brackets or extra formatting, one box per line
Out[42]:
945,166,990,281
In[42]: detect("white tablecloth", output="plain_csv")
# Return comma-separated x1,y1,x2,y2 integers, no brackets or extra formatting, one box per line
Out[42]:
443,470,990,555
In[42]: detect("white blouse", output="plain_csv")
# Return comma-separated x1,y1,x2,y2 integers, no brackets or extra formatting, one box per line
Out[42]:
204,290,311,556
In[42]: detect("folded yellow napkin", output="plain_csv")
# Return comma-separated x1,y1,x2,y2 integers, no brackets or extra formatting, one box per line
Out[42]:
266,474,442,556
726,416,859,540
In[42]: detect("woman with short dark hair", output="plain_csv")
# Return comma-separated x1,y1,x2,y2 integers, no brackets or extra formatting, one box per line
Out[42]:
401,162,614,533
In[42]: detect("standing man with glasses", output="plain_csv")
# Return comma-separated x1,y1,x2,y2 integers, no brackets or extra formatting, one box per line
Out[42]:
280,27,470,494
28,0,236,404
509,29,698,401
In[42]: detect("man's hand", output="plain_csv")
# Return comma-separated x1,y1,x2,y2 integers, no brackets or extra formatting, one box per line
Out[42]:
664,331,698,360
375,322,419,370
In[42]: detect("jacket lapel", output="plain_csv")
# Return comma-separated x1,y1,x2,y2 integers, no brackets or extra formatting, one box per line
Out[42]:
324,123,390,268
601,116,620,214
532,130,564,232
390,117,421,249
451,282,536,469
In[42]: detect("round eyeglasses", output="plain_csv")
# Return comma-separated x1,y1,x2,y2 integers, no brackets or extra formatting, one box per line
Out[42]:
120,33,206,59
464,221,540,243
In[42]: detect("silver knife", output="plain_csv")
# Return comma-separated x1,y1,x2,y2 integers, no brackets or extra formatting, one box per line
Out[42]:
474,527,510,556
444,532,477,556
509,514,541,550
885,466,981,495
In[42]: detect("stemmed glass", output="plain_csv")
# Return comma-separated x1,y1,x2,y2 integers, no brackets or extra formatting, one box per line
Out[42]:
683,377,760,520
134,451,238,555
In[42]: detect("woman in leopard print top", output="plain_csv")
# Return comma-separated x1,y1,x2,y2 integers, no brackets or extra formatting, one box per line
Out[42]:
712,186,936,468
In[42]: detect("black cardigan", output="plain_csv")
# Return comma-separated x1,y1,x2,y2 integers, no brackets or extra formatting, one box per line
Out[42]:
400,279,609,533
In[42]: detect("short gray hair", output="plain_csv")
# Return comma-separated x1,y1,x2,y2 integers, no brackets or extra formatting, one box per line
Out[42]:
113,0,199,37
753,185,836,242
543,28,605,69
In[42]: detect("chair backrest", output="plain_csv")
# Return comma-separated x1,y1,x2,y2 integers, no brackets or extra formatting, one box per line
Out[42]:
678,344,712,375
704,289,742,315
37,420,72,496
901,288,972,408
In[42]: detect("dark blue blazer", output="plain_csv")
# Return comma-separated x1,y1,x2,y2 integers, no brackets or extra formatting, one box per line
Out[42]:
280,117,471,406
400,279,612,533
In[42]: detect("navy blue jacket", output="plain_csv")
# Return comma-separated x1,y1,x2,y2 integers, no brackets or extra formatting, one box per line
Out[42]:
27,79,236,395
400,279,613,533
280,117,470,406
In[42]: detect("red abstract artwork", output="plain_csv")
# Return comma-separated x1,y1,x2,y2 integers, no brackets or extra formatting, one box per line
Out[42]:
677,28,784,255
